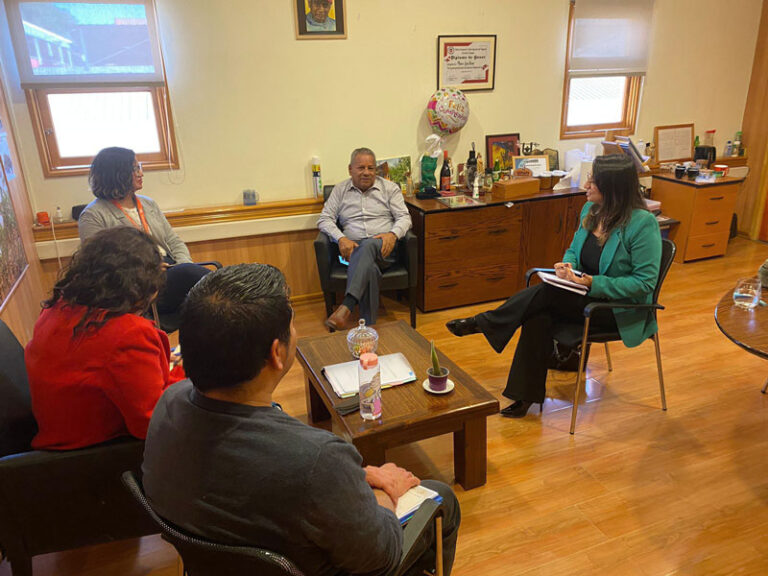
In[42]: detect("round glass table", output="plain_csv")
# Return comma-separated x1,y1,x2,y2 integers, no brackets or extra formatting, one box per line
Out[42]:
715,289,768,392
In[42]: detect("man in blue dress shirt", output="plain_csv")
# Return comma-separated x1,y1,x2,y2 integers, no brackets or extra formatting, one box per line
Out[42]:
318,147,412,330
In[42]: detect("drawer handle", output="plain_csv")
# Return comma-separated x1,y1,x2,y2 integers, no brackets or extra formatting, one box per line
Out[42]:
705,220,719,226
439,283,458,289
438,235,459,241
488,228,507,236
709,196,724,201
701,243,715,248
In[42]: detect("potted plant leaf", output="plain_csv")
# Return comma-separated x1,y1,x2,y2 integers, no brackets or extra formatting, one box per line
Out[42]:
427,341,450,392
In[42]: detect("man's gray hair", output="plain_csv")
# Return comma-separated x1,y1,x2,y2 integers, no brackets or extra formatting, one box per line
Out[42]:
350,147,376,165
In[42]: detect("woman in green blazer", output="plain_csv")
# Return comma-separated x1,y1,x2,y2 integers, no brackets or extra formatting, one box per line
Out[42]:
446,155,662,417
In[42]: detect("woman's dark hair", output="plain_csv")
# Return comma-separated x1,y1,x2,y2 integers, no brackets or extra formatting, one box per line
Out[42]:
179,264,293,392
89,147,136,200
583,154,647,242
44,227,165,336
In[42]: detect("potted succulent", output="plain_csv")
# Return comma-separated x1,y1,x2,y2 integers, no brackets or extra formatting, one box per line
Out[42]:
427,341,450,391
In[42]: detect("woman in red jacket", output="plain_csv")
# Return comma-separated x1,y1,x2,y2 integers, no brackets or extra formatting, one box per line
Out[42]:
25,227,181,450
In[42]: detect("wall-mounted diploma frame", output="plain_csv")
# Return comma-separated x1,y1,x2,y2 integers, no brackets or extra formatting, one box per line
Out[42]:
437,35,496,91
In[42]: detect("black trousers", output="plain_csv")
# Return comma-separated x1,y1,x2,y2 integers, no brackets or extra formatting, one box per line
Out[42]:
475,283,618,404
156,263,212,315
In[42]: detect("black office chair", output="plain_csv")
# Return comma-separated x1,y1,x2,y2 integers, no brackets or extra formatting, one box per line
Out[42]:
150,260,223,333
526,238,676,434
0,319,156,576
314,185,418,329
122,471,444,576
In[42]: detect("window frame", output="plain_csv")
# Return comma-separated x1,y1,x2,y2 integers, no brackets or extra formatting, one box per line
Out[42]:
4,0,178,177
559,1,643,140
26,85,179,177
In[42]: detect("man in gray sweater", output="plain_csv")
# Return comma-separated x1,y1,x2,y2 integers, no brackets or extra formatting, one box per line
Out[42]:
142,263,459,576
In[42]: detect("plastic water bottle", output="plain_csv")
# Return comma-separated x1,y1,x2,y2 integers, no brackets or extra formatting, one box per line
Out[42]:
359,352,381,420
311,156,322,199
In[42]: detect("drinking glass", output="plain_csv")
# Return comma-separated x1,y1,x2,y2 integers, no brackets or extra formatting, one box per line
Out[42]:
733,277,761,310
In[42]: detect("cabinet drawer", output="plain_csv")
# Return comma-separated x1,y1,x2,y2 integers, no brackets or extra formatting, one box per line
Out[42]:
692,187,737,218
425,205,522,267
684,232,728,261
689,214,730,237
424,264,520,310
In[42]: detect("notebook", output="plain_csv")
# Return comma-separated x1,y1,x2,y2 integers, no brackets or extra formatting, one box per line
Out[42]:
322,352,416,398
537,270,588,296
396,485,443,524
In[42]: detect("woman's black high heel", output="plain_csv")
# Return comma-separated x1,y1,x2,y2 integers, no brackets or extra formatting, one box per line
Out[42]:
446,317,479,337
500,400,543,418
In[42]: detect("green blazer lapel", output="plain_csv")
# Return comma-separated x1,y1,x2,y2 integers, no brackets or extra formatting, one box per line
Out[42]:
599,230,621,275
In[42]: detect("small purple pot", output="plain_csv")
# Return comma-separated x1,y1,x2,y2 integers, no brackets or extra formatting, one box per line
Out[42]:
427,367,450,391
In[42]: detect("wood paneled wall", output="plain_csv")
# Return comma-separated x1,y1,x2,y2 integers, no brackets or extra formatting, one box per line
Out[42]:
737,0,768,237
0,68,46,345
39,228,324,308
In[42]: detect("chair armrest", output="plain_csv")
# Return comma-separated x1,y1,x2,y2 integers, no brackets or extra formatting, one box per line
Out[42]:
313,232,338,292
195,261,222,270
0,438,156,556
400,230,418,288
583,301,665,317
395,499,443,576
525,268,556,287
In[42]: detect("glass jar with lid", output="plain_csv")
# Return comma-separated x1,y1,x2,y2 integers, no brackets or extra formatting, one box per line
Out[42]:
347,319,379,358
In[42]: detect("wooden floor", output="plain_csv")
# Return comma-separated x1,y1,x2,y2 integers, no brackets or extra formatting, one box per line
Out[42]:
4,237,768,576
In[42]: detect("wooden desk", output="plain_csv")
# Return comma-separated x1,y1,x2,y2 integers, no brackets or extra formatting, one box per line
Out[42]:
651,174,744,263
715,289,768,392
406,188,586,312
296,320,499,489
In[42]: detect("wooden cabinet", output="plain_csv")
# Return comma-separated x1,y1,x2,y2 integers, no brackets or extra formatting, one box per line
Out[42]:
651,174,742,263
407,190,585,312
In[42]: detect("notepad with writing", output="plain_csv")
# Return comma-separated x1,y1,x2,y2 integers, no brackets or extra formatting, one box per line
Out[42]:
537,270,588,295
322,352,416,398
396,485,443,524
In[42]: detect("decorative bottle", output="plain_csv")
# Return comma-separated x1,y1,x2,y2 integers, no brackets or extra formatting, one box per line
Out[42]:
358,353,382,420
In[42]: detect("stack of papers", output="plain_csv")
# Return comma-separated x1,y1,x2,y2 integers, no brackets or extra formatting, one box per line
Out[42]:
537,270,588,295
322,352,416,398
396,485,443,524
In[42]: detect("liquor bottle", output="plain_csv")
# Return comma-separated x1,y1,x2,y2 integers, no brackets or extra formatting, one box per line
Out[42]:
465,146,477,193
440,150,451,191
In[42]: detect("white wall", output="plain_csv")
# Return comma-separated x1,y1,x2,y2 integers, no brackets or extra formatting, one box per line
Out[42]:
0,0,762,217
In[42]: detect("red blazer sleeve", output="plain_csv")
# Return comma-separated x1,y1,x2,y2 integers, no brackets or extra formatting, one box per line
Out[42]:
104,319,173,439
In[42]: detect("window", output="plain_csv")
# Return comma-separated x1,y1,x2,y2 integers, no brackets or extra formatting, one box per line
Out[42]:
560,0,653,140
5,0,178,176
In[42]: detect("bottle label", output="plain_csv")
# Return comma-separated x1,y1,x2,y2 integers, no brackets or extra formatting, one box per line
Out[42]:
359,370,382,419
441,176,451,191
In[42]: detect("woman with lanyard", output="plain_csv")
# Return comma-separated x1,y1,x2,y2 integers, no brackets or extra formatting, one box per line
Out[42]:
79,147,211,321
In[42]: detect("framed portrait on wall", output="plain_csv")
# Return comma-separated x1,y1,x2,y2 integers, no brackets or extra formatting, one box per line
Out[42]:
485,133,520,171
437,35,496,91
295,0,346,39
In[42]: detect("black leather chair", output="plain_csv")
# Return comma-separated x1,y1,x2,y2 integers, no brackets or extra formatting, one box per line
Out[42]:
314,185,418,329
526,238,676,434
150,260,223,333
122,471,444,576
0,319,157,576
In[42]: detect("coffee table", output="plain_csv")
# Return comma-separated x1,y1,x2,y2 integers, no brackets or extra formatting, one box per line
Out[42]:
715,289,768,392
296,320,499,489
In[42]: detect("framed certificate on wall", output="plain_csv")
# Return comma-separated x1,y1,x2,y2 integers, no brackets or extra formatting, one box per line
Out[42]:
437,35,496,91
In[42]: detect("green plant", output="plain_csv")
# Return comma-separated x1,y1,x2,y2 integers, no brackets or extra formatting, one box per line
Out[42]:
430,341,442,374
